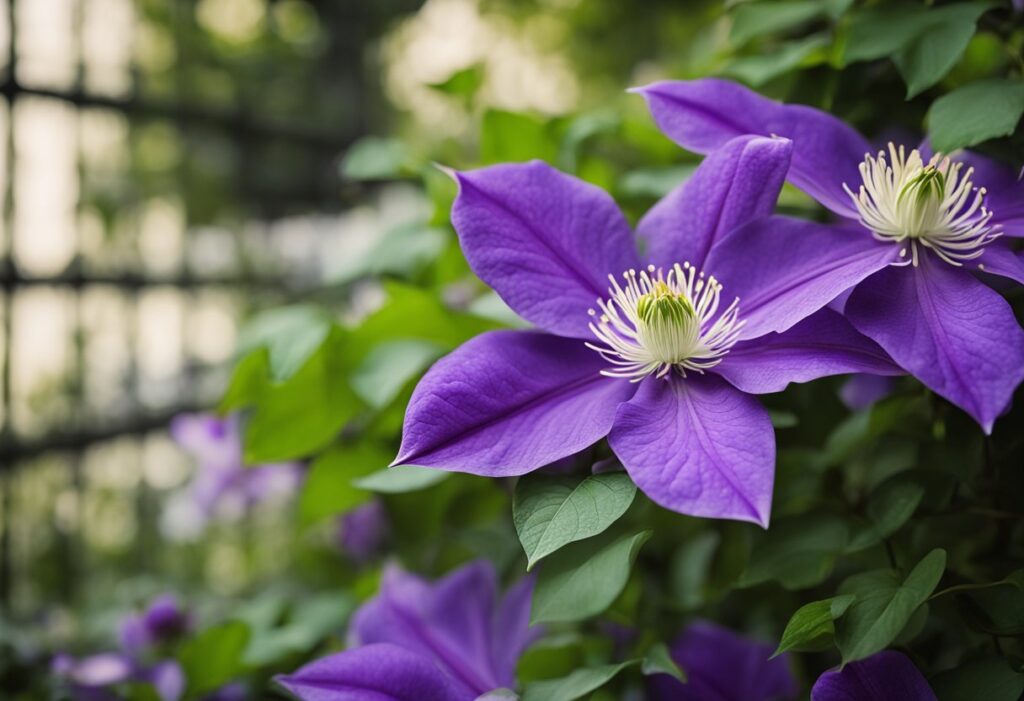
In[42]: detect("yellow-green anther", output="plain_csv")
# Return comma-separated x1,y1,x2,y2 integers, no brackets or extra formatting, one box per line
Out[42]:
637,285,695,326
898,166,945,207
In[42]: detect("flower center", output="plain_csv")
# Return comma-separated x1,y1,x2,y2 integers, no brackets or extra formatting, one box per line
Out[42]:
843,143,1000,267
586,263,744,381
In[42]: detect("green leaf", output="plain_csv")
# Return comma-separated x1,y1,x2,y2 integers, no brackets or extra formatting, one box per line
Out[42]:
243,329,359,462
932,657,1024,701
669,531,720,611
513,472,637,570
928,78,1024,152
329,223,450,283
178,621,250,696
618,165,695,199
773,595,855,657
243,593,355,667
841,5,931,65
867,479,925,539
481,109,558,164
352,282,499,356
532,531,651,624
218,349,270,412
730,1,824,46
428,64,484,98
957,570,1024,636
521,661,637,701
836,549,946,663
341,137,412,180
477,691,520,701
893,3,989,98
739,513,849,590
298,444,391,526
725,34,830,87
351,340,445,409
641,642,685,682
353,464,449,493
237,306,333,382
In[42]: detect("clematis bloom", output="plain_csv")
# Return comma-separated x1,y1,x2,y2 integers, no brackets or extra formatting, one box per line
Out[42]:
276,560,541,701
812,650,937,701
633,78,1024,432
393,137,899,526
119,594,191,653
169,413,303,523
648,620,797,701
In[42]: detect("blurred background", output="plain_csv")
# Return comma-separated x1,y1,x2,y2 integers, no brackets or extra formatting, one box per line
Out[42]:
3,0,1021,691
0,0,739,625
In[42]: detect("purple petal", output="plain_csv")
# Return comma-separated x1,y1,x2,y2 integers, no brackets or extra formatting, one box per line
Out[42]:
632,79,871,218
976,241,1024,285
337,500,390,563
169,413,241,471
148,661,186,701
637,135,793,270
394,330,636,476
276,644,463,701
716,309,901,395
609,374,774,526
491,575,542,686
840,374,898,411
451,161,639,339
705,217,899,340
143,595,191,643
649,620,797,701
847,258,1024,433
350,562,507,697
811,650,937,701
61,653,136,687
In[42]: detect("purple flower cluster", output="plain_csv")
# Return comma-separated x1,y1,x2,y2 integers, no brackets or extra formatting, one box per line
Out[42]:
52,595,243,701
279,560,941,700
393,79,1022,528
167,413,303,531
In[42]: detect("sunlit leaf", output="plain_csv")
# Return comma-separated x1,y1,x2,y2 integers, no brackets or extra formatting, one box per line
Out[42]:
514,472,637,570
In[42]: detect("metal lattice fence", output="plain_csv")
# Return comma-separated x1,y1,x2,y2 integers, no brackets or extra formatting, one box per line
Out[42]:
0,0,416,617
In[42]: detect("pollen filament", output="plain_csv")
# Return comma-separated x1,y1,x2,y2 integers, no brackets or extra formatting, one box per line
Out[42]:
586,263,744,382
843,143,1000,267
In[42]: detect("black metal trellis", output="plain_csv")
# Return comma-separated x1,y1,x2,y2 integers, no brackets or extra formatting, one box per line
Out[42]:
0,0,418,615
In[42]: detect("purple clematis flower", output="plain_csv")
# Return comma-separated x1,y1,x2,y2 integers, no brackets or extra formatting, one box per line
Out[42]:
51,653,185,701
393,137,900,525
119,594,192,653
336,499,389,563
812,650,937,701
633,78,1024,432
276,560,541,701
170,413,303,522
648,621,797,701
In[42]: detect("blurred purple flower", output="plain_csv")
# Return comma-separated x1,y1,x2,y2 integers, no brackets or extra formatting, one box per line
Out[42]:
277,560,542,701
840,374,897,411
394,143,899,526
648,621,797,701
337,500,389,563
812,650,937,701
53,653,238,701
119,594,192,653
634,78,1024,433
170,413,303,523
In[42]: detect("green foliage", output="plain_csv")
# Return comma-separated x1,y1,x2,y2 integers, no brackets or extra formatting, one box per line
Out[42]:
836,549,947,663
641,642,686,682
932,657,1024,701
354,465,450,493
178,621,250,697
928,79,1024,152
774,595,855,656
531,531,651,624
521,661,637,701
299,444,390,526
513,472,637,570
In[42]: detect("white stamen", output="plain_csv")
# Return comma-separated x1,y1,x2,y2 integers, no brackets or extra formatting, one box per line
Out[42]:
586,262,744,382
843,143,1000,267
